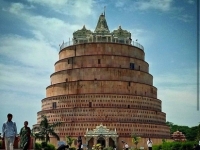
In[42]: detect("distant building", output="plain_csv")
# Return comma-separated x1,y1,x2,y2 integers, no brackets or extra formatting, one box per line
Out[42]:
34,12,170,148
171,131,186,141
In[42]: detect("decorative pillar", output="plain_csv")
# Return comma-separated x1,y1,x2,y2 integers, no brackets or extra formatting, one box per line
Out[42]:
114,137,117,147
85,137,88,146
94,136,97,145
105,136,109,148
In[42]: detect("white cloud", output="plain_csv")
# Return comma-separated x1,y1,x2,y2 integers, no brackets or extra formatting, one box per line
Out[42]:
176,14,194,22
0,35,57,95
0,63,49,95
151,69,199,126
0,35,57,69
154,69,196,87
127,28,156,49
3,2,34,14
28,0,68,7
115,1,126,8
26,16,79,45
161,87,199,126
135,0,173,11
3,2,82,46
159,87,196,105
7,3,24,14
27,0,94,18
187,0,195,4
153,69,199,126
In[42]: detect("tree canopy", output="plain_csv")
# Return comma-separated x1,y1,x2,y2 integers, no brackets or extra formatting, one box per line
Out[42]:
66,135,75,146
32,115,62,143
166,121,199,141
131,133,140,149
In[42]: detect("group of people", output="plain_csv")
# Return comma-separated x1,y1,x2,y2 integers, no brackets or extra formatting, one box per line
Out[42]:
2,113,31,150
123,138,152,150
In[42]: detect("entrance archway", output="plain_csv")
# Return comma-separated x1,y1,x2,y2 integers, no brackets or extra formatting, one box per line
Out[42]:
97,137,105,147
84,124,118,149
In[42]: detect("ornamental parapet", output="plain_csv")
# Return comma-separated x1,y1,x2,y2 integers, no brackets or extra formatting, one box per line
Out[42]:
60,40,144,51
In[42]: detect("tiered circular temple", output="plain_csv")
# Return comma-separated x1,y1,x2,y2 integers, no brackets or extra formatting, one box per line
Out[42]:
35,12,170,147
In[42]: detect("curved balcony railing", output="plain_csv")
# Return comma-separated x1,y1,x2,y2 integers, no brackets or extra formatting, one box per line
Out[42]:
59,40,144,51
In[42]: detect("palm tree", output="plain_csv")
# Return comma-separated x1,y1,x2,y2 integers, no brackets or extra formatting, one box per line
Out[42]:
32,115,61,144
131,134,140,150
66,135,75,147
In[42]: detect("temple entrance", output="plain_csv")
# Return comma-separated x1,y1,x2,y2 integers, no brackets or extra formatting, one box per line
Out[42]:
84,124,118,149
97,137,105,147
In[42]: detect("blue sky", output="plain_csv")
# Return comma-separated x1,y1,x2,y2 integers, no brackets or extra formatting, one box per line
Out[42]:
0,0,199,133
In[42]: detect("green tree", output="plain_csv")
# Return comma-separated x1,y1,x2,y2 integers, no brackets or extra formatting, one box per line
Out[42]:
66,135,75,147
166,121,199,141
131,134,140,149
32,115,61,144
196,123,200,142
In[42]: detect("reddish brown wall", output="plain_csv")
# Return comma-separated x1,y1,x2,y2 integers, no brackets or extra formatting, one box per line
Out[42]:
35,42,170,147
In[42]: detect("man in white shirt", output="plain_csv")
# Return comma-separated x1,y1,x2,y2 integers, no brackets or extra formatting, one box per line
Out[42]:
124,143,129,150
2,113,17,150
147,138,153,150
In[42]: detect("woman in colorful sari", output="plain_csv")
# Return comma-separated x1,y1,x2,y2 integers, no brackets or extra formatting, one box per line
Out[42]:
20,121,31,150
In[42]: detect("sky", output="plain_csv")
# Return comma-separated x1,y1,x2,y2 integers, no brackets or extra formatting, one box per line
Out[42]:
0,0,199,133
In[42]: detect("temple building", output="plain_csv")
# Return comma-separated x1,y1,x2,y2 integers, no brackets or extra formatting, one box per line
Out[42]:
34,12,170,149
171,131,186,142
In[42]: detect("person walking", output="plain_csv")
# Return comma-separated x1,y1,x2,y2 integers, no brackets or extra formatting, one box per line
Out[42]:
2,113,17,150
124,143,129,150
147,138,153,150
20,121,31,150
77,136,82,150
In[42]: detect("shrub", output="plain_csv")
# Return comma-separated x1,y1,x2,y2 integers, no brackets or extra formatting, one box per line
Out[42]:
162,142,174,150
103,147,113,150
41,141,47,148
171,142,182,150
69,147,76,150
153,141,197,150
152,145,162,150
35,142,42,150
44,143,56,150
180,141,195,150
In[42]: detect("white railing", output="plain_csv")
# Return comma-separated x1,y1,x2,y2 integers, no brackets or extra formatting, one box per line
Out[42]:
59,40,144,51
